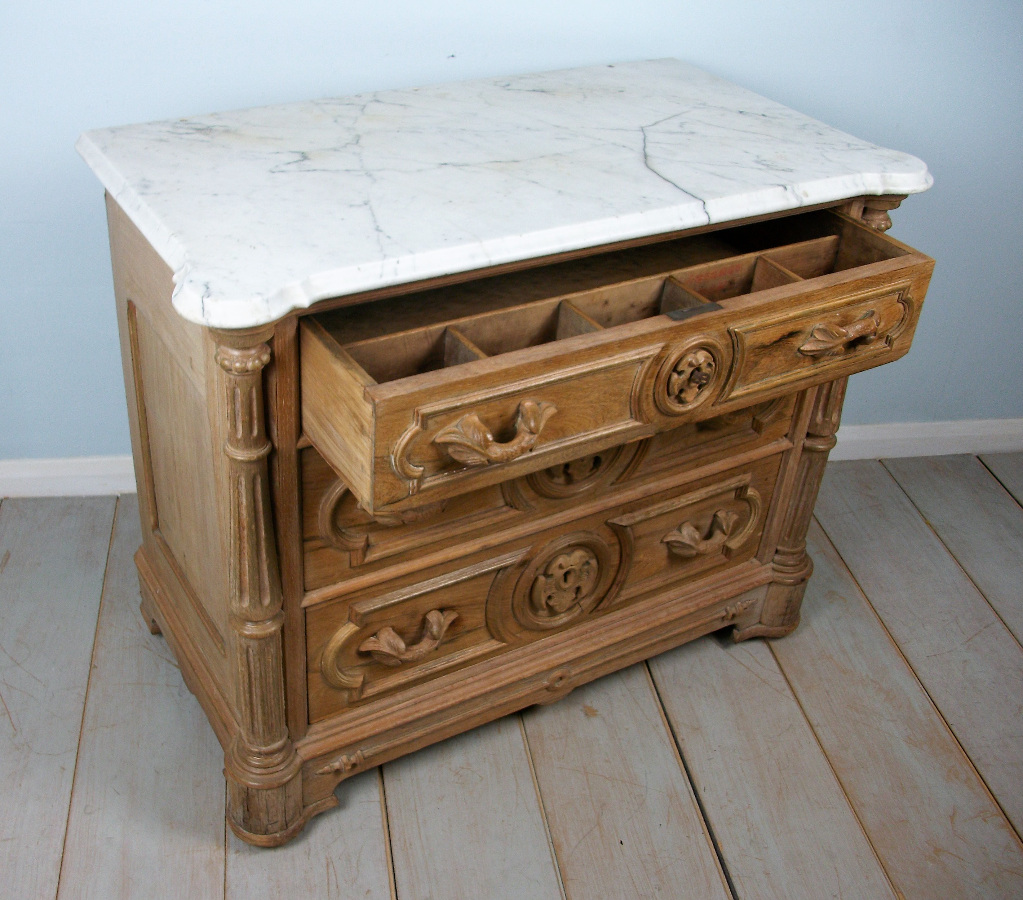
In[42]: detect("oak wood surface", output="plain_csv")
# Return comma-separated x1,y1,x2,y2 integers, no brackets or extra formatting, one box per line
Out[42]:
981,451,1023,505
773,521,1023,897
0,497,115,900
884,454,1023,643
521,663,731,899
57,497,226,900
649,635,896,899
814,460,1023,835
382,715,565,900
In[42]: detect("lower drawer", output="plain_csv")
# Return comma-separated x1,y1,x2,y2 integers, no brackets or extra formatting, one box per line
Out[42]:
306,453,782,722
302,394,795,591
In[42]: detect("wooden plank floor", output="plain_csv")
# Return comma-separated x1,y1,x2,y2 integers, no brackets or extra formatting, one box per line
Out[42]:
3,454,1022,899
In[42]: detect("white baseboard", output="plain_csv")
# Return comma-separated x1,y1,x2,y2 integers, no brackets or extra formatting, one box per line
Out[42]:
0,455,136,498
1,420,1021,496
831,418,1023,461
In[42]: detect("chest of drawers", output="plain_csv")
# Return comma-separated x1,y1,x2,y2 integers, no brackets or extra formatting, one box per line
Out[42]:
78,60,932,845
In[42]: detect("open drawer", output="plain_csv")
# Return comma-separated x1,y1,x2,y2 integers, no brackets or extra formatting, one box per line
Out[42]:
301,210,933,514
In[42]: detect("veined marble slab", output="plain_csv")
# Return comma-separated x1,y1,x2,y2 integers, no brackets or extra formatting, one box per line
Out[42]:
77,59,931,329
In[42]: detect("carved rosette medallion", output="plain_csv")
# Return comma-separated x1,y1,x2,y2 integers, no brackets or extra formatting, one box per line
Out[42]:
655,342,724,416
496,532,620,636
531,548,599,616
521,443,639,501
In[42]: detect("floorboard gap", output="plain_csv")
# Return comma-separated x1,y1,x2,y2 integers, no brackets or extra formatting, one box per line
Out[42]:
767,639,901,897
517,714,568,900
55,495,120,898
811,512,1023,843
642,661,738,900
880,458,1023,654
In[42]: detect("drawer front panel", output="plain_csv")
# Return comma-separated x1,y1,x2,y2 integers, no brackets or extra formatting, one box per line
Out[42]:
721,279,918,403
302,210,932,515
306,453,781,722
302,395,795,591
379,346,656,508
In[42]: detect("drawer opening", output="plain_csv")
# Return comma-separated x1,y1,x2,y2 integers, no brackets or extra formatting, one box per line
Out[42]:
342,299,611,384
671,252,805,305
344,325,487,383
725,210,911,272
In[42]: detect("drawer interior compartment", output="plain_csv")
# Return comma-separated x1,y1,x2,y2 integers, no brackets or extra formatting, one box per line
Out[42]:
326,231,866,382
301,210,932,515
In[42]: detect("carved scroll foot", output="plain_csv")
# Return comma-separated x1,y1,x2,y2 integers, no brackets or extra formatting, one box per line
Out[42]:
732,580,806,642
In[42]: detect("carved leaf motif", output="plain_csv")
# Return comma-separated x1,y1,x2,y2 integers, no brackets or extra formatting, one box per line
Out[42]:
662,509,740,559
434,400,557,467
799,313,880,357
723,595,758,621
358,609,458,667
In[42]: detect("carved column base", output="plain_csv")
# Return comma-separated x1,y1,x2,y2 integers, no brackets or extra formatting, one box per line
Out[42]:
225,741,306,847
732,580,808,642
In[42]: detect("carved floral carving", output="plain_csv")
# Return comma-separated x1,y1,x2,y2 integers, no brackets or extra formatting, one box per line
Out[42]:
434,400,557,467
358,610,459,667
655,342,723,416
531,548,600,615
669,349,716,405
663,509,741,559
487,531,621,641
722,595,759,621
315,750,367,777
798,312,880,358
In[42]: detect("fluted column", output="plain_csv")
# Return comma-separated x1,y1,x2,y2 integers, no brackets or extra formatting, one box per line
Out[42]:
214,327,304,846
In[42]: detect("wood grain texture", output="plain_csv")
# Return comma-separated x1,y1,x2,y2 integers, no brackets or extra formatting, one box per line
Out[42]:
649,635,896,900
57,496,226,900
226,770,392,900
884,455,1023,643
383,715,564,900
772,520,1023,897
0,497,115,900
982,451,1023,506
521,664,730,899
814,460,1023,835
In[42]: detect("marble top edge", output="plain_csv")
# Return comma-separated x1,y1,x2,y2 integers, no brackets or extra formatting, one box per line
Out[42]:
76,59,932,329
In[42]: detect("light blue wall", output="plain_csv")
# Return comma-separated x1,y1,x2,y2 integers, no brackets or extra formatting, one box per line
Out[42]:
2,1,1021,458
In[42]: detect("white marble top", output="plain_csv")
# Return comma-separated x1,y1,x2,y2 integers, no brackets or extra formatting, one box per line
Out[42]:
77,59,931,329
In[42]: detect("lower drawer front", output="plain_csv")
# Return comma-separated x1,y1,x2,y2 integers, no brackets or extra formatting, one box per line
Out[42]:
302,393,794,591
306,453,781,723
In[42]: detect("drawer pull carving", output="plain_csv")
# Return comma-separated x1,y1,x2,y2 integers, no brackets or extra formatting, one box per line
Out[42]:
434,400,557,467
358,609,459,667
663,509,741,559
799,312,880,357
